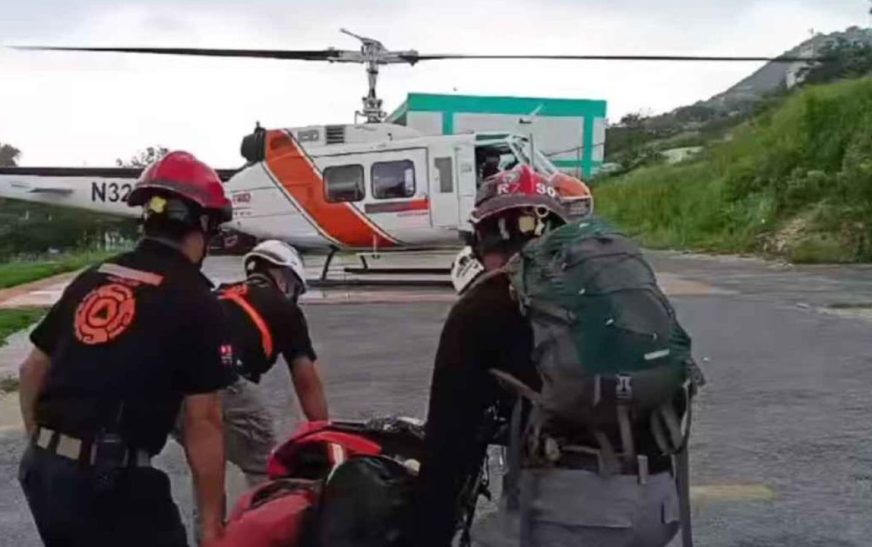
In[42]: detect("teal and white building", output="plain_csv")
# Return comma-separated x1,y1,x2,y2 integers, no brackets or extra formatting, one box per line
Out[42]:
388,93,607,178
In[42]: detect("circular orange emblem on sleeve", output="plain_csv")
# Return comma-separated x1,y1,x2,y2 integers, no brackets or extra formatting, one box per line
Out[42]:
74,283,137,345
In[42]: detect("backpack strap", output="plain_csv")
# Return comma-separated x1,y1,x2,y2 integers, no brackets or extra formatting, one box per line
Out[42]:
650,380,693,455
504,399,524,512
489,369,543,405
522,298,575,323
676,403,694,547
650,409,671,456
462,267,509,298
616,404,636,467
591,429,621,475
489,369,629,477
660,404,684,450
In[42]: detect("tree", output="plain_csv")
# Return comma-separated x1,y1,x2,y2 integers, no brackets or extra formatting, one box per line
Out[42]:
0,143,21,167
618,112,645,128
798,38,872,86
116,145,169,168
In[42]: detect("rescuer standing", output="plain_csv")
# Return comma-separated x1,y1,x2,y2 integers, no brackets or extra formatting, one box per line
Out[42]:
18,151,236,546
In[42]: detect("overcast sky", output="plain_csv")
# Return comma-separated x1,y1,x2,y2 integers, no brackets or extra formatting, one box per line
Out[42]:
0,0,868,167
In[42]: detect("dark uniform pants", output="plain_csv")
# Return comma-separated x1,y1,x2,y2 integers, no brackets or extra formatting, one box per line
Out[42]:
19,443,188,547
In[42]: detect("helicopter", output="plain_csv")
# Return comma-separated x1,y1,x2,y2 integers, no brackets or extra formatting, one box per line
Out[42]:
0,29,814,269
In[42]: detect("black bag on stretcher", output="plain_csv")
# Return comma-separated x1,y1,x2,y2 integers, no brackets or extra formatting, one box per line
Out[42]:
218,417,425,547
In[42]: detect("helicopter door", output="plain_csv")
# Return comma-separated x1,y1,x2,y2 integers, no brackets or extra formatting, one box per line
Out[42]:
429,155,459,228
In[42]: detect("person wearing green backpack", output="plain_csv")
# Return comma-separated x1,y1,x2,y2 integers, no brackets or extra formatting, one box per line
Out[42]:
413,165,703,547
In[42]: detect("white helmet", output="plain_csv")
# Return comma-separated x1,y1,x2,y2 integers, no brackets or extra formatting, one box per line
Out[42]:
243,240,307,297
451,246,485,294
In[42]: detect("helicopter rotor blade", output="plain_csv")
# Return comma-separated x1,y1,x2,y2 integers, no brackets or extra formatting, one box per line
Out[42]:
12,45,821,65
11,45,367,63
401,53,819,63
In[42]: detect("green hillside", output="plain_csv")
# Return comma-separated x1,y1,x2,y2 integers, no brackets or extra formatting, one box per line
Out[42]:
596,77,872,263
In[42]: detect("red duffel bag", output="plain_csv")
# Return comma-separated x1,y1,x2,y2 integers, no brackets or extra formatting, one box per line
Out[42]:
219,420,402,547
219,478,320,547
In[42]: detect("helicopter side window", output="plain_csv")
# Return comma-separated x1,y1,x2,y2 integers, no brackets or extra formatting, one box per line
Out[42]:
435,157,453,193
372,160,415,200
324,164,365,203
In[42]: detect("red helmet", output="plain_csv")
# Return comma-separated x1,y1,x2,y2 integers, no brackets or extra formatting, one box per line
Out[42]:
128,151,232,225
470,165,569,226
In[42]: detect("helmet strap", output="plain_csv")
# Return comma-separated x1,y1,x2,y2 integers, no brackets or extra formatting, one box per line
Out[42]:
247,271,275,286
248,267,302,303
143,235,207,268
498,217,511,241
144,235,186,254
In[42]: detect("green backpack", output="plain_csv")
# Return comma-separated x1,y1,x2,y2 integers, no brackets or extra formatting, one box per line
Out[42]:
497,217,695,470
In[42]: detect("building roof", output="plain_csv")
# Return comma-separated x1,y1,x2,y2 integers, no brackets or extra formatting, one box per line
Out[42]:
387,93,607,123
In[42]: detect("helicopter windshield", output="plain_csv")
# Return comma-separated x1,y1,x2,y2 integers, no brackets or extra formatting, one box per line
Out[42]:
474,135,558,185
508,136,558,177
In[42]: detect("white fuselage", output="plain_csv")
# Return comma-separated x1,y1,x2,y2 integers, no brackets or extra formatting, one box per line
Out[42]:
0,123,577,252
223,132,478,250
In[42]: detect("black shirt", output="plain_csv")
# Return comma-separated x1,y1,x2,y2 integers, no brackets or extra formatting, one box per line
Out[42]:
31,239,235,455
216,277,317,383
414,273,538,547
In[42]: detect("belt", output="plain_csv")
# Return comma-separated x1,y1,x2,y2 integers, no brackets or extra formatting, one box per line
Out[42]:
33,427,152,468
556,447,672,483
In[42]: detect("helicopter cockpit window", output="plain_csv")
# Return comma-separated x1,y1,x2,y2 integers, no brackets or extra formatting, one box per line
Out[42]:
475,144,520,186
372,160,416,199
324,164,365,203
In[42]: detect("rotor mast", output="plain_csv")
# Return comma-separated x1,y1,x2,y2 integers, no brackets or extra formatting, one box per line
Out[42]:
338,29,421,124
341,29,386,123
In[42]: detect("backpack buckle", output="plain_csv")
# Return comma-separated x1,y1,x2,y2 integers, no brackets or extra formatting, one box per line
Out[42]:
615,374,633,401
544,436,562,463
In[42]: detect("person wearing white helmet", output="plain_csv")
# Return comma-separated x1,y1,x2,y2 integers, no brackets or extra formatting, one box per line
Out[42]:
213,240,329,487
450,246,485,295
174,238,328,536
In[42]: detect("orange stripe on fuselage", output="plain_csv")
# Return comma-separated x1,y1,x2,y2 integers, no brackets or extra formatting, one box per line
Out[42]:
264,130,397,249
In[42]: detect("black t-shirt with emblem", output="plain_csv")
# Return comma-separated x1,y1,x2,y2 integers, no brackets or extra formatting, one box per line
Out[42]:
216,277,317,383
30,239,235,455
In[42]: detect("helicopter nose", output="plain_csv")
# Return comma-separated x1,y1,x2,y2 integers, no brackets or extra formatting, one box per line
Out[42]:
550,172,594,218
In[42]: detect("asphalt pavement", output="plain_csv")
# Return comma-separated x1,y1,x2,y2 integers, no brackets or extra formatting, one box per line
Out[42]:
1,251,871,546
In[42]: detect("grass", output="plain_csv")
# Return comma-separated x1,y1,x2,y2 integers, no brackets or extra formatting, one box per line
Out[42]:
0,377,19,394
0,308,46,348
0,250,115,290
0,308,46,393
595,77,872,263
828,302,872,309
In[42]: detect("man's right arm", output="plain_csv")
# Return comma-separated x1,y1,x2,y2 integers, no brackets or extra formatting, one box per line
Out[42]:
19,348,51,436
280,304,328,421
183,393,226,545
289,356,329,421
177,294,236,545
20,296,69,436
